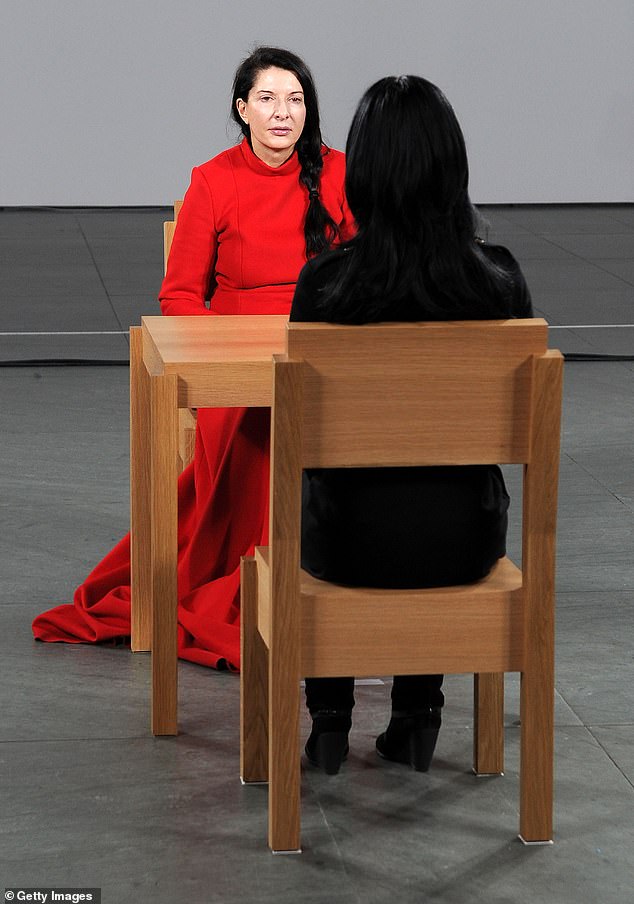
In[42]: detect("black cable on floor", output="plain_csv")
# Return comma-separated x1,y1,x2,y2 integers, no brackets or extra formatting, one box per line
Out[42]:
0,359,130,367
563,354,634,362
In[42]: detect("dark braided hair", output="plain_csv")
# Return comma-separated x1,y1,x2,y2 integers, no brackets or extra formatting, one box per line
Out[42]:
231,46,339,257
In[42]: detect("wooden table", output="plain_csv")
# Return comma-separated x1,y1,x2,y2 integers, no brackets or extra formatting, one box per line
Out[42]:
129,315,288,734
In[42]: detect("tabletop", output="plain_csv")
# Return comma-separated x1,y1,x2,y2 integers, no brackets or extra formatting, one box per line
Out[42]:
140,314,289,407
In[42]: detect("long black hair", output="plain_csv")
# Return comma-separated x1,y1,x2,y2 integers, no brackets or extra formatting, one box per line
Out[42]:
319,75,514,319
231,46,339,257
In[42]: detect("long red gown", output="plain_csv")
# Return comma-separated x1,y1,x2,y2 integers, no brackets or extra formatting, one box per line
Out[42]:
32,139,354,670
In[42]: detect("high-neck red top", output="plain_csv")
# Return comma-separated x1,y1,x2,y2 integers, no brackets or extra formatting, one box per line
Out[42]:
159,139,354,316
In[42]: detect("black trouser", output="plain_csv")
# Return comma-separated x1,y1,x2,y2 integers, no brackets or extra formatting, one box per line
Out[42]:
301,465,508,720
305,674,444,715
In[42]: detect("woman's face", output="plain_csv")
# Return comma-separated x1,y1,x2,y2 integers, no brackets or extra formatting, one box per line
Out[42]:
236,66,306,167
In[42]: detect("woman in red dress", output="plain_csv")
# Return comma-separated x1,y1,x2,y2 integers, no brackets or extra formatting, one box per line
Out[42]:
32,47,355,669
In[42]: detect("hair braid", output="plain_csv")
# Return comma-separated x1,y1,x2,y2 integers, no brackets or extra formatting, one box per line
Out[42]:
297,144,340,256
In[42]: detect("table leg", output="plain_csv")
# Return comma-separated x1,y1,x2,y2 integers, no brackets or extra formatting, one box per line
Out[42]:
130,327,152,652
150,371,179,736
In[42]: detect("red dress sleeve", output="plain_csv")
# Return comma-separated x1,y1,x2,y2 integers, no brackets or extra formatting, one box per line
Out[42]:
159,166,217,316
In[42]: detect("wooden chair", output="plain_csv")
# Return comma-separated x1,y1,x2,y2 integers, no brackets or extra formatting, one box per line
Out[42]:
239,319,563,853
163,199,183,276
163,200,196,471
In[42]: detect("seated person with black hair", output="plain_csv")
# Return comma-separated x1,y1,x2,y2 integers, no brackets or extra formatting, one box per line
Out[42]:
290,74,532,776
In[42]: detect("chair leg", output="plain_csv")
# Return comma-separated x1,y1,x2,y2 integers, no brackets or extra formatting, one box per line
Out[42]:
268,647,301,852
519,669,554,843
240,556,269,783
178,407,197,472
473,672,505,775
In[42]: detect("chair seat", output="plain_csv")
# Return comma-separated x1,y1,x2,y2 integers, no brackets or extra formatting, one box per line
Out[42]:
255,548,524,676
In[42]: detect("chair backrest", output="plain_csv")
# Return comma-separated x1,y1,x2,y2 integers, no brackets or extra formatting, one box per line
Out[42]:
282,319,551,468
268,319,563,586
163,200,183,275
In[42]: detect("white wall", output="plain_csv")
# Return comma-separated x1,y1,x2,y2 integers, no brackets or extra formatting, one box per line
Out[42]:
2,0,633,205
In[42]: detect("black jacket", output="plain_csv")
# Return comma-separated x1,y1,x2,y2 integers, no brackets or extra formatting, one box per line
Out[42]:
290,243,533,589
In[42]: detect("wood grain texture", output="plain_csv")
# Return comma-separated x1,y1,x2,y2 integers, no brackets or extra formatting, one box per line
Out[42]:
267,358,303,852
141,315,287,407
251,322,562,850
519,350,563,842
142,319,166,377
132,315,288,741
163,200,181,275
299,557,524,676
130,326,152,652
287,320,547,467
150,372,179,736
163,221,175,276
240,556,269,783
473,673,505,774
255,546,270,649
164,203,198,474
177,406,197,471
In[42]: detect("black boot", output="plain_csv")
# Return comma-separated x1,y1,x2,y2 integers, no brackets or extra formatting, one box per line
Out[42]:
305,709,352,775
376,705,442,772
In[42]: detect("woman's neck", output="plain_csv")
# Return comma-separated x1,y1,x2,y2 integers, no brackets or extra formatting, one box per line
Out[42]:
250,137,296,168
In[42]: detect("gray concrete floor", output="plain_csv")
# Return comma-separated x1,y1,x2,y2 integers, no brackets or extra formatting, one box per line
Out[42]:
0,205,633,903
